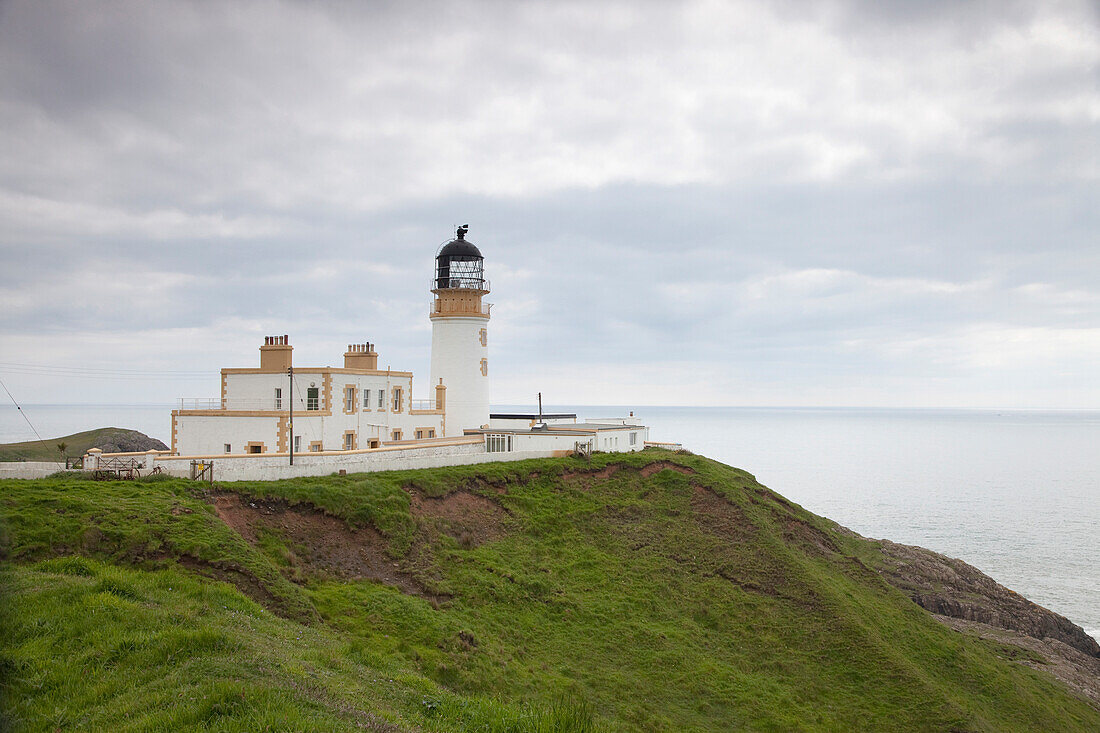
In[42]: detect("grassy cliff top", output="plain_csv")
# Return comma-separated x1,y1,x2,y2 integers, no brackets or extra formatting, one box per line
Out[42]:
2,450,1098,731
0,427,167,462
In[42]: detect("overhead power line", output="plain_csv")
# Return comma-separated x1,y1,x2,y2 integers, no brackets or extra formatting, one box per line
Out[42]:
0,377,63,468
0,362,212,380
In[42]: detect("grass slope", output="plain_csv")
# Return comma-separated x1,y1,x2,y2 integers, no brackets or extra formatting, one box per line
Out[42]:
0,427,161,462
1,558,594,732
2,450,1098,731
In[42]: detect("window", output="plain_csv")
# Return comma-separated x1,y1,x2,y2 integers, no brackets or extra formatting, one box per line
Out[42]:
486,434,513,453
363,389,371,408
309,441,322,452
428,428,435,438
391,429,403,441
392,387,402,412
480,358,488,376
224,443,231,453
378,389,384,408
344,386,356,413
479,328,487,346
247,443,263,454
415,430,423,440
344,432,356,450
629,432,637,446
294,435,301,453
274,387,282,410
307,387,319,411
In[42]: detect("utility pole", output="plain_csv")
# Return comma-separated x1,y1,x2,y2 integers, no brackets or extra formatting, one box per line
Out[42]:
288,366,294,466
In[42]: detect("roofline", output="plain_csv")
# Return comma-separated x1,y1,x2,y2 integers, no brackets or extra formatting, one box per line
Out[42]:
221,368,414,377
468,425,644,435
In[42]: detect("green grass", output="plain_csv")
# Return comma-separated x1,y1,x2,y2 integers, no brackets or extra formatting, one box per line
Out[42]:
0,557,596,732
2,449,1098,731
0,472,316,620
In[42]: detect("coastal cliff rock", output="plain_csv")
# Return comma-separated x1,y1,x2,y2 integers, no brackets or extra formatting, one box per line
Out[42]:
935,615,1100,710
871,537,1100,659
91,428,168,454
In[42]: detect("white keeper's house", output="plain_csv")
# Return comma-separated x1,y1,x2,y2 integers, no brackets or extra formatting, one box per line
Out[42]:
111,226,656,480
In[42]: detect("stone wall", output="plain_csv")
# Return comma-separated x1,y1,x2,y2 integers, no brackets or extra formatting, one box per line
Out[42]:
147,440,560,481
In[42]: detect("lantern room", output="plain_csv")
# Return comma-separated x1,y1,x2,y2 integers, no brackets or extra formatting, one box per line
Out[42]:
434,224,488,292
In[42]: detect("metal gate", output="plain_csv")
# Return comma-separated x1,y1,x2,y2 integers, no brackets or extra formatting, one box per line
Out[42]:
190,460,214,482
94,456,142,480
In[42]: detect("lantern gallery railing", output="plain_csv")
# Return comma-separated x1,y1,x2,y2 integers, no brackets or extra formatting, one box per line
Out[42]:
429,277,490,291
429,301,492,316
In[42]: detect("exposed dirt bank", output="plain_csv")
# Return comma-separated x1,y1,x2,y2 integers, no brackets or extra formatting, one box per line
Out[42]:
405,487,509,549
561,460,696,482
210,492,442,601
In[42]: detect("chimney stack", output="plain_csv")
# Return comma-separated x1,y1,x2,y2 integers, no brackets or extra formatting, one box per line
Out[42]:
344,342,379,370
260,335,292,372
435,378,447,412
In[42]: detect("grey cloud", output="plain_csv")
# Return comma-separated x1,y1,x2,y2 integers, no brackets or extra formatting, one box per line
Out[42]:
1,0,1098,407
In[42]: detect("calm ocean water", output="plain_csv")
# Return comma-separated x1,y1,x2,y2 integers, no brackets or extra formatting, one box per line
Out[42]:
3,403,1097,640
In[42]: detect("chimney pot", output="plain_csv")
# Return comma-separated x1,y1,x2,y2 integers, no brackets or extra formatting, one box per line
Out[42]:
344,341,378,369
260,334,292,371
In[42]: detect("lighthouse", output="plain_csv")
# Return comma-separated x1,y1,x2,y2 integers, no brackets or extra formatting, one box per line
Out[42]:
430,225,491,437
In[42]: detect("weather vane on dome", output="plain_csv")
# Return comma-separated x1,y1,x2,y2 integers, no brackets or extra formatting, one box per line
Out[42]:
456,224,469,240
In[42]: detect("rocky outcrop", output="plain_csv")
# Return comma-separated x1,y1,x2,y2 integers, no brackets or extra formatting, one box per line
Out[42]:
935,615,1100,709
93,428,168,454
872,537,1100,658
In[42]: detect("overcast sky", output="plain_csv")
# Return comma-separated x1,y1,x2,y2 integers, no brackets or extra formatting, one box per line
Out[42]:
1,0,1098,409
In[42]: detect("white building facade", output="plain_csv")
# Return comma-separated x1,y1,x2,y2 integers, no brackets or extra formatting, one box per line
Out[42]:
148,227,654,475
172,337,448,457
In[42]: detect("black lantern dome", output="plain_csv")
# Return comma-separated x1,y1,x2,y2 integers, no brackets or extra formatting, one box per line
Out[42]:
434,224,486,290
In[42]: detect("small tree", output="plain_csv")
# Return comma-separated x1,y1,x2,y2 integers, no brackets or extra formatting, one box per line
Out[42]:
57,441,68,466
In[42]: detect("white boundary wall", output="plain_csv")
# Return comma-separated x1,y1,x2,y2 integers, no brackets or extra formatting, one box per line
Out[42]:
152,443,562,481
78,439,568,482
78,422,652,482
0,461,66,479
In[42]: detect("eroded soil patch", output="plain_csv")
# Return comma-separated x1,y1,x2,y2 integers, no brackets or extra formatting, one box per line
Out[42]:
210,492,439,600
782,518,841,558
640,461,696,478
690,484,752,541
173,554,285,614
562,460,696,482
687,486,782,596
405,489,509,548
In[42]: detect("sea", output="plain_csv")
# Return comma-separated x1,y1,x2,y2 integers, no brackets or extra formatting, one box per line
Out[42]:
2,403,1097,641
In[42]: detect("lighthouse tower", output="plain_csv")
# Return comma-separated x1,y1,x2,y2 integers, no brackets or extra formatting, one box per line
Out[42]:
430,225,491,437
